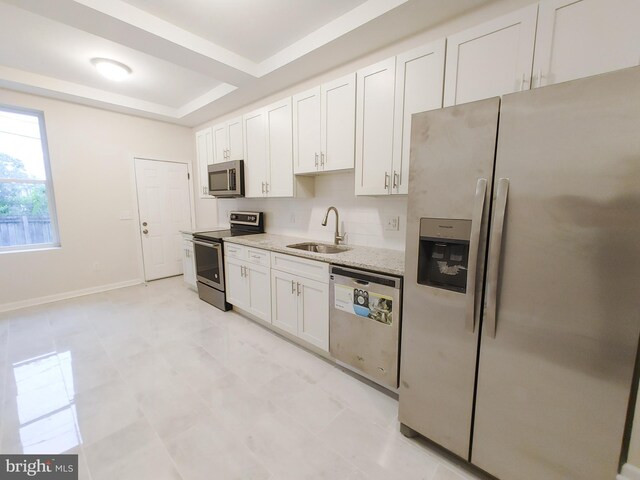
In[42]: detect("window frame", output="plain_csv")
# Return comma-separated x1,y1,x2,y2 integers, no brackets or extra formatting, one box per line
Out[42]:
0,103,60,252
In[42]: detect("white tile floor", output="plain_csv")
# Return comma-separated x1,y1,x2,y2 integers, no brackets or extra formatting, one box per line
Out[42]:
0,277,483,480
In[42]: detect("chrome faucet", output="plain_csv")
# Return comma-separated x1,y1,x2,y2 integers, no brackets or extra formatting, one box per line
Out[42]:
322,206,345,245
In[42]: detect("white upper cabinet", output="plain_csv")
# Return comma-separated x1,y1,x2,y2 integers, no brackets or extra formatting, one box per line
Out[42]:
293,87,321,174
444,4,538,107
195,126,213,198
244,99,311,198
265,98,294,197
392,39,446,195
293,73,356,175
212,116,244,164
533,0,640,88
355,57,396,196
321,73,356,172
243,108,268,198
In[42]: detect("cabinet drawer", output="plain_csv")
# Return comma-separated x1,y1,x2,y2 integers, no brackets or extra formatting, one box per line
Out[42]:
246,247,270,267
224,243,246,260
270,252,329,283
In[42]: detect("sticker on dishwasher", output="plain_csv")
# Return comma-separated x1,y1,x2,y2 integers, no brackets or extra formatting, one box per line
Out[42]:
334,284,393,325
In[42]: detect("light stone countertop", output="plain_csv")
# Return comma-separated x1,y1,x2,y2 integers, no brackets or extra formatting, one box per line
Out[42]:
224,233,405,277
179,227,225,235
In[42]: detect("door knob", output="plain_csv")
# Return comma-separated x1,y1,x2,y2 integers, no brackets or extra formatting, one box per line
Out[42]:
143,229,149,234
142,222,147,226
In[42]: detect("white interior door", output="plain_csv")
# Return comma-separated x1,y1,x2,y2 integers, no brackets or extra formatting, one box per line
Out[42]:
135,158,192,281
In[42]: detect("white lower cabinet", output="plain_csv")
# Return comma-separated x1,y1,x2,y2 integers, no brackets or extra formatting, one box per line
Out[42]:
182,233,196,290
271,253,329,351
225,247,271,323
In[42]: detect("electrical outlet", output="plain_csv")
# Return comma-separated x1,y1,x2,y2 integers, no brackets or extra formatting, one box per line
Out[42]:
384,215,400,231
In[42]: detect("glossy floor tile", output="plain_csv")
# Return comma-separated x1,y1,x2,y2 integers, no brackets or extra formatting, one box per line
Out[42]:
0,277,483,480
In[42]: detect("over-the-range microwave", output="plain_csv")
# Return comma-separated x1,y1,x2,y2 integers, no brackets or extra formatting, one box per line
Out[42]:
208,160,244,198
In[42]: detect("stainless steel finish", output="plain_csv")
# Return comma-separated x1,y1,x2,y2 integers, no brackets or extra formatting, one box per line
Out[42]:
484,177,508,339
196,281,229,311
465,178,487,333
286,242,350,254
471,67,640,480
393,171,399,189
320,151,325,167
296,281,301,296
142,229,148,234
207,159,244,198
399,97,499,459
329,265,402,389
315,152,318,167
321,206,345,245
193,240,220,250
419,218,472,241
384,171,389,189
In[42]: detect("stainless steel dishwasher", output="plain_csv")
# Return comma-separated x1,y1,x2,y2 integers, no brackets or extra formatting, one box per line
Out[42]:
329,265,402,390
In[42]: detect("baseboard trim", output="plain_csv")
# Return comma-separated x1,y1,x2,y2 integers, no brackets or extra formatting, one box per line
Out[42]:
619,463,640,480
0,279,143,313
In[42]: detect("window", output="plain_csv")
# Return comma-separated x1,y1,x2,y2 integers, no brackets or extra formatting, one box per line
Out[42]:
0,105,59,251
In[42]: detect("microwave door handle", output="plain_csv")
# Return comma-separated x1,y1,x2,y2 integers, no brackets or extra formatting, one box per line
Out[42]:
227,169,231,191
465,178,487,333
485,178,509,339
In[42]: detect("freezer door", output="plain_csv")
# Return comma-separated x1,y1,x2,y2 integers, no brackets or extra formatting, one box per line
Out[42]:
399,97,499,459
473,67,640,480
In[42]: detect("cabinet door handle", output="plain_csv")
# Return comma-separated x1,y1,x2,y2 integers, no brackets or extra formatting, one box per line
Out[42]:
320,152,325,167
296,282,301,296
261,182,265,194
265,182,269,194
291,279,296,294
384,172,389,189
315,152,319,168
393,171,399,189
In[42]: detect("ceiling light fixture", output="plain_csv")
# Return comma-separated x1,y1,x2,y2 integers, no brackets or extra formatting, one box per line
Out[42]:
90,58,132,81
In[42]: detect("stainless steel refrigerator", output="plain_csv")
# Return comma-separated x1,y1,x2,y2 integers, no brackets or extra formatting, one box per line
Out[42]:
399,66,640,480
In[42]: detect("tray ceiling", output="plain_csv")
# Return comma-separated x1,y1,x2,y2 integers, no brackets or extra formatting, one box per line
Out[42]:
0,0,494,126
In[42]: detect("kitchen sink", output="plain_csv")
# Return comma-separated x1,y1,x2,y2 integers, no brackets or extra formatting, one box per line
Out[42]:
286,242,350,254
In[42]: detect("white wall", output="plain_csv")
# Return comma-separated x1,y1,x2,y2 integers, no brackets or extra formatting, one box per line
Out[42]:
218,172,407,250
0,89,194,310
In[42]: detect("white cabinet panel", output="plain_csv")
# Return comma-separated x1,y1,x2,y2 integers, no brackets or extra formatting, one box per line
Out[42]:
243,109,268,198
212,123,227,164
298,277,329,351
265,98,294,197
533,0,640,87
227,116,244,160
213,117,244,164
444,4,538,106
225,257,249,310
182,236,196,290
392,39,446,195
321,73,356,172
355,57,396,195
293,87,321,174
195,127,213,198
248,263,271,322
271,269,299,336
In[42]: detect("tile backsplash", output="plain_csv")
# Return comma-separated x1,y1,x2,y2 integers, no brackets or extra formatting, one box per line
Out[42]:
216,172,407,251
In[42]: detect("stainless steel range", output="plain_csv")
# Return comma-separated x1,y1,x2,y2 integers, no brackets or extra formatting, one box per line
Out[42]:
193,211,264,311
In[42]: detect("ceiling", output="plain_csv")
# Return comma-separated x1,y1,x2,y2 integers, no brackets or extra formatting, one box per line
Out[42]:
0,0,495,126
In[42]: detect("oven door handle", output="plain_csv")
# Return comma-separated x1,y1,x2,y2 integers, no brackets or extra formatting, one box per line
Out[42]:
194,240,222,249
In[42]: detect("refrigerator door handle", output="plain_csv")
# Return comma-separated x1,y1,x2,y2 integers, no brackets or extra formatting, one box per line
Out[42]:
485,177,509,338
465,177,487,333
